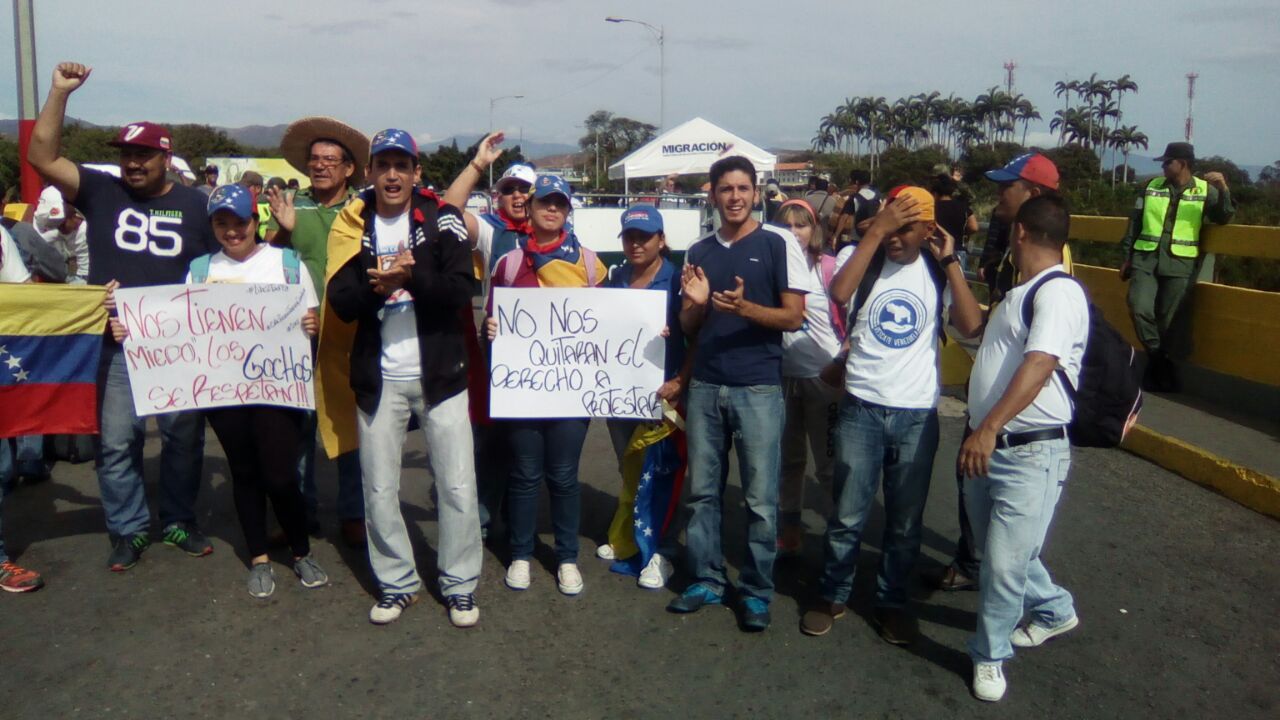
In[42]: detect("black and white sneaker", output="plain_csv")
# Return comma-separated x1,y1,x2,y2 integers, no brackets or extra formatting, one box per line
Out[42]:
446,593,480,628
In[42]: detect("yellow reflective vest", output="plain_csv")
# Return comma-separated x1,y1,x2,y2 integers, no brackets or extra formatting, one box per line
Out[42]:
1135,177,1207,258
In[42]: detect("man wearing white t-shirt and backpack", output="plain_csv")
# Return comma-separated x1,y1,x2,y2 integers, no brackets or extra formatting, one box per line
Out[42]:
327,130,483,628
958,194,1087,702
801,187,983,643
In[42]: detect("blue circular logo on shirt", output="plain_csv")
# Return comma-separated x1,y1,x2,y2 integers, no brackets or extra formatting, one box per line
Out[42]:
868,289,926,348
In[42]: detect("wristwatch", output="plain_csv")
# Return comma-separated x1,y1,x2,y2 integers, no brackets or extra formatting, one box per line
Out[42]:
940,254,960,268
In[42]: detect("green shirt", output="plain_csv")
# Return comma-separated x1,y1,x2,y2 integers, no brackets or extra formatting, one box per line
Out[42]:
267,187,356,300
1121,178,1234,278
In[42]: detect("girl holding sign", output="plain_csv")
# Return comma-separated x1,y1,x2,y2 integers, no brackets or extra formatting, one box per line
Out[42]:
596,205,690,590
485,175,607,596
185,185,326,598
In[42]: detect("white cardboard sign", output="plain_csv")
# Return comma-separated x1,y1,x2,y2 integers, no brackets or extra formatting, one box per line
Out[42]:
115,283,314,415
490,287,667,419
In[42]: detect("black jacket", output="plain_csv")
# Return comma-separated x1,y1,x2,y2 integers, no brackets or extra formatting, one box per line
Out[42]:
327,188,477,415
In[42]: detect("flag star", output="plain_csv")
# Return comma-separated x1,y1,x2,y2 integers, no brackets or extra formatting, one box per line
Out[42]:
642,527,653,537
641,471,652,482
634,518,644,528
0,344,7,356
13,368,28,383
5,355,20,369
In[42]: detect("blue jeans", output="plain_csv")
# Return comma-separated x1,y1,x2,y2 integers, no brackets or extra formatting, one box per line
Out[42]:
684,380,784,602
475,422,511,533
819,396,939,607
507,418,590,563
965,437,1076,663
95,343,205,538
295,411,365,522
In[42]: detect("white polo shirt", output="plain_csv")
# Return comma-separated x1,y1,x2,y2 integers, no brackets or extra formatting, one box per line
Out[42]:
967,264,1088,434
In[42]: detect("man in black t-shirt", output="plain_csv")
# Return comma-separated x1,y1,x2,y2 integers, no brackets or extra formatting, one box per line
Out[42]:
832,169,880,249
29,61,217,572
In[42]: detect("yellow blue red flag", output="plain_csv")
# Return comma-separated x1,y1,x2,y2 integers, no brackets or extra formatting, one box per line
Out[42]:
0,284,106,438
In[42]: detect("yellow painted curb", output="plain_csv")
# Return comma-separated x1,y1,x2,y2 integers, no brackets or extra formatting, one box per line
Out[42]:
1122,424,1280,520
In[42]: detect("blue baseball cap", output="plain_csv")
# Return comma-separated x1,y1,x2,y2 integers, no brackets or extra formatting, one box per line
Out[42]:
619,204,663,235
532,174,572,203
207,184,256,219
369,128,418,160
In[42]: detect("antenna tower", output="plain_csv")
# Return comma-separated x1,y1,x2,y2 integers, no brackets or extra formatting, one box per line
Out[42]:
1184,72,1199,143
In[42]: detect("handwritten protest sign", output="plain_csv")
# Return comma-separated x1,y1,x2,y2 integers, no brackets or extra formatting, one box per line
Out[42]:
115,283,314,416
490,287,667,419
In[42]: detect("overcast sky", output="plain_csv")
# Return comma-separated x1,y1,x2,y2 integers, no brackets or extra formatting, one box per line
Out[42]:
2,0,1277,164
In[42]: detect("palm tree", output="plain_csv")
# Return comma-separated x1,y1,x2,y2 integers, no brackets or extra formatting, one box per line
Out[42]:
1109,125,1148,187
1014,97,1041,147
1109,74,1139,167
1053,80,1078,145
1081,73,1110,152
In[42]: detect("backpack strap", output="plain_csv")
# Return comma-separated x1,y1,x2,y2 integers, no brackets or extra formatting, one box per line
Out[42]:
280,247,302,284
819,253,847,341
189,253,213,283
500,247,525,287
1020,269,1078,396
922,252,948,342
850,245,887,324
582,247,600,286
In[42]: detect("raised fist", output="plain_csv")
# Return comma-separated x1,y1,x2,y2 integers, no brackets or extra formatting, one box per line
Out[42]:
52,62,92,93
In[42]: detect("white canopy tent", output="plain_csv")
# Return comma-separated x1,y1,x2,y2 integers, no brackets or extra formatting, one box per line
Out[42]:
607,117,777,192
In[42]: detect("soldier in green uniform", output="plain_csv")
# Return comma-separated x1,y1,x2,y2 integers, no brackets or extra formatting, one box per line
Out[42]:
1120,142,1233,391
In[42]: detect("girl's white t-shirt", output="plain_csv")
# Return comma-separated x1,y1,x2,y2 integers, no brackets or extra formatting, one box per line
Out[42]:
185,244,318,309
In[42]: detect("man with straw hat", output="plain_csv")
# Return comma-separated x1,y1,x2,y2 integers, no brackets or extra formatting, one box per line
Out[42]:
266,117,371,547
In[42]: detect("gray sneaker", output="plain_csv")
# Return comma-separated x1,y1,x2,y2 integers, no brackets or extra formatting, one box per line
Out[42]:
248,562,275,599
293,556,329,589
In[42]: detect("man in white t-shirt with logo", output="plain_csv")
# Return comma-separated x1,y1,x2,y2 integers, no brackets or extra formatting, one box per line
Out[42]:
801,187,982,643
327,129,482,628
958,194,1087,702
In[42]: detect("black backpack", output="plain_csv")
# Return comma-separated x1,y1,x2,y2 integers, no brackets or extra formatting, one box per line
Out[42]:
1023,271,1143,448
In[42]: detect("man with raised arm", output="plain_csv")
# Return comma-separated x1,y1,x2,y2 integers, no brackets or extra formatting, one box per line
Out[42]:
28,62,216,572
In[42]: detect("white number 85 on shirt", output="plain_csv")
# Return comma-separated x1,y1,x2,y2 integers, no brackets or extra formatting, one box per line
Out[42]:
113,207,184,257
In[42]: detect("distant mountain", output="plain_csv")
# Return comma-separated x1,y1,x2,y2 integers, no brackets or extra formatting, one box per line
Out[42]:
0,116,105,136
222,124,288,149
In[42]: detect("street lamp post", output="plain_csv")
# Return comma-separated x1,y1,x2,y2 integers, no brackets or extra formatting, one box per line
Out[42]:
488,94,524,186
605,16,664,132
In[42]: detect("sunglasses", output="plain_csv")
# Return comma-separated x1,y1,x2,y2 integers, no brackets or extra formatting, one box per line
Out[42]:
499,184,532,196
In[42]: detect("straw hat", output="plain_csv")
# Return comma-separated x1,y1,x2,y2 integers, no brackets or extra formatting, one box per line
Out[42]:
279,116,371,184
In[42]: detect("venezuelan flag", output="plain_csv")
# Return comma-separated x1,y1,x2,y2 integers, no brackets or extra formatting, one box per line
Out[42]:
0,284,106,438
606,402,686,577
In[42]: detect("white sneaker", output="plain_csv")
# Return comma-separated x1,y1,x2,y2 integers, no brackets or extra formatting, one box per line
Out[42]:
446,592,480,628
637,553,673,590
595,543,616,560
972,662,1006,702
505,560,531,591
1011,614,1079,647
557,562,584,595
369,593,417,625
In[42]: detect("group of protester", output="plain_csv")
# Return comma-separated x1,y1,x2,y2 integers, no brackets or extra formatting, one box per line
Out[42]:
0,61,1233,704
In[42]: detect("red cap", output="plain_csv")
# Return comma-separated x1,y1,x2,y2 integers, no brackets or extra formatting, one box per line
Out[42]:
109,122,172,152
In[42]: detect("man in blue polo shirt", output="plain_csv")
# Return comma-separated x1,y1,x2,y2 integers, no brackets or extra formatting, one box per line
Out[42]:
669,155,808,632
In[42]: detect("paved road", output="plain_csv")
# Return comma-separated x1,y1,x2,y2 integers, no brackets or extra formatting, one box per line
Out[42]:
2,400,1277,719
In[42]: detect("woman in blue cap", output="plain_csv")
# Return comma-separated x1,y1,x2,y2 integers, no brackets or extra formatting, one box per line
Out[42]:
484,175,607,596
595,204,691,589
